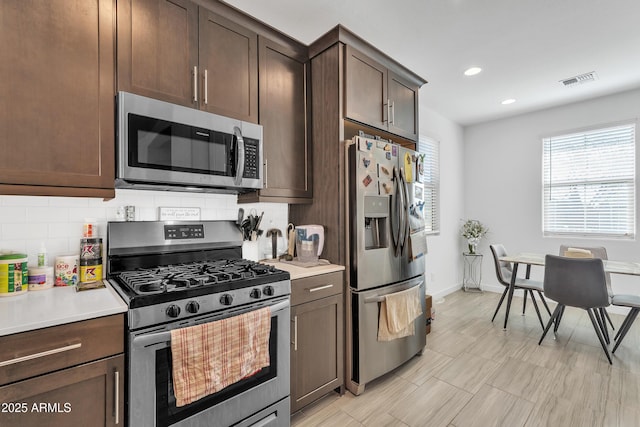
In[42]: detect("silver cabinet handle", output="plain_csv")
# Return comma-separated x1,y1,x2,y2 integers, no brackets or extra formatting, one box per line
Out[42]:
387,99,391,123
193,66,198,103
293,315,298,351
204,69,208,105
114,370,120,424
308,284,334,293
0,343,81,367
390,101,395,125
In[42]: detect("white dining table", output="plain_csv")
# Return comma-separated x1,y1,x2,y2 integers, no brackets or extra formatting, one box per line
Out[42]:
497,253,640,329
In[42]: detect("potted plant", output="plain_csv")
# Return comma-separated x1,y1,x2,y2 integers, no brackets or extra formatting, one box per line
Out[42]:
461,219,488,254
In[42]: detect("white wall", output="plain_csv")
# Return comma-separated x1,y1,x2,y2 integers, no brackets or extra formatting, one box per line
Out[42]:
0,190,288,269
420,104,466,299
464,88,640,308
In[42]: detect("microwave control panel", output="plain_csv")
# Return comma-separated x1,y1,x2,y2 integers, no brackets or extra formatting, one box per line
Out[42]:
243,138,259,179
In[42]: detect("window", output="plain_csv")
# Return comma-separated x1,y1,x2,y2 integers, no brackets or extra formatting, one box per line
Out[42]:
542,122,636,238
418,136,440,234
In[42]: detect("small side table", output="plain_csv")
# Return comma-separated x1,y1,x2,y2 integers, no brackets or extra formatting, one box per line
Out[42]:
462,253,483,292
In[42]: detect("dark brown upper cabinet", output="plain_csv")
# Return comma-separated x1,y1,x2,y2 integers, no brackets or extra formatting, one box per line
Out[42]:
345,45,420,141
239,37,311,202
117,0,199,108
0,0,115,198
118,0,258,123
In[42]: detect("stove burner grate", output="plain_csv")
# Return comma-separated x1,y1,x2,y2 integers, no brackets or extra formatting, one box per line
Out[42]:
115,259,278,296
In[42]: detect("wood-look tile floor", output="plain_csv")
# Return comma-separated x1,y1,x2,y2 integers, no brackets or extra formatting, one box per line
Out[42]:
291,290,640,427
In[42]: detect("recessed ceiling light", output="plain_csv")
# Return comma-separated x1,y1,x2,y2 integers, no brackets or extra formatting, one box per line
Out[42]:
464,67,482,76
501,99,516,105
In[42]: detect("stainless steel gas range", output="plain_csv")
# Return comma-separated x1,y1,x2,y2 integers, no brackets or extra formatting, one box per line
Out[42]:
106,220,291,427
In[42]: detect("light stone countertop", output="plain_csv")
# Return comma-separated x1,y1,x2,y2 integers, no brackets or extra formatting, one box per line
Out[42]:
0,281,127,337
263,260,345,280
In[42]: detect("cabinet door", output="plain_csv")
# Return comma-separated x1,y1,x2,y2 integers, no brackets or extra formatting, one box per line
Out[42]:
388,71,419,140
0,355,124,427
199,9,258,123
117,0,199,108
291,293,343,413
0,0,114,197
344,45,388,131
258,37,311,199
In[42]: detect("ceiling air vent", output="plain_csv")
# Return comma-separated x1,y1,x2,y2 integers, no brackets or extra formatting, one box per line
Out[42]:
560,72,598,87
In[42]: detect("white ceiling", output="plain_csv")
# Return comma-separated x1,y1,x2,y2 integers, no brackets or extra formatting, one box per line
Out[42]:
223,0,640,126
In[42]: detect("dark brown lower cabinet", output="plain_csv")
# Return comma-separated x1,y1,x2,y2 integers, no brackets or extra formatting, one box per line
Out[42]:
0,315,125,426
0,355,124,426
290,272,344,413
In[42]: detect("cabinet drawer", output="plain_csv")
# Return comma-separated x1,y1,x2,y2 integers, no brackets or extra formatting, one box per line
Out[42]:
292,272,343,306
0,314,124,386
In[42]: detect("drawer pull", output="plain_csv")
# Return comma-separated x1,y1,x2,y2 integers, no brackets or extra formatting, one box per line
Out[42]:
0,343,81,367
308,284,334,293
114,370,120,424
293,315,298,351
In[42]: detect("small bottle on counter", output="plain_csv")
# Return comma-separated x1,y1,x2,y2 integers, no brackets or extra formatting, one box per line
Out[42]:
37,242,48,267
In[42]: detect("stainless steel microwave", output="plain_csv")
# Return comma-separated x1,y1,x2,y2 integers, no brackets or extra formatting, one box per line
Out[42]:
116,92,263,193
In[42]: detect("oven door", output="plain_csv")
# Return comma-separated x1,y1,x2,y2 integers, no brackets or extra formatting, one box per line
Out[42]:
129,298,290,427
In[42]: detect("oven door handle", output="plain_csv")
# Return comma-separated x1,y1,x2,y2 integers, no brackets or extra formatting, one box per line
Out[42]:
131,299,290,349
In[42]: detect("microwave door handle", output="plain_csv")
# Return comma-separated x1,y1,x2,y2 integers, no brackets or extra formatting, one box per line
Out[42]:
234,126,245,186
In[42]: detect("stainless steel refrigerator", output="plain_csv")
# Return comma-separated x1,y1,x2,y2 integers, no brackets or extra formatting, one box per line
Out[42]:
346,134,429,395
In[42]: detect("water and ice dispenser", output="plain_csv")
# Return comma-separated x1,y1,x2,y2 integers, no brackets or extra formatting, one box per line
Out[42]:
363,196,388,250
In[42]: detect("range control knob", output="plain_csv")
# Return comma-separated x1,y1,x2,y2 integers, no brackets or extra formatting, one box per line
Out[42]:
166,304,181,318
263,285,275,296
185,301,200,314
250,288,262,299
220,294,234,306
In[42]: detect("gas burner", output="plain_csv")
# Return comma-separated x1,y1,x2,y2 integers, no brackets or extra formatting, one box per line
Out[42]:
114,258,282,297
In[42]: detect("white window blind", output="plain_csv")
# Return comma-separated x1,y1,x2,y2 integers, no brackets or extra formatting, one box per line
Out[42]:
418,136,440,234
542,123,636,238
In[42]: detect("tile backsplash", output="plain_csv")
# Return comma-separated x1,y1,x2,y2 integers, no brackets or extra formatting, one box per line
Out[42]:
0,189,288,267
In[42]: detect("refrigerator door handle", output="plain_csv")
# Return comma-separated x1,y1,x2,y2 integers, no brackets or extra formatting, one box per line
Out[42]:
363,280,424,303
397,168,408,255
390,167,401,255
401,169,411,253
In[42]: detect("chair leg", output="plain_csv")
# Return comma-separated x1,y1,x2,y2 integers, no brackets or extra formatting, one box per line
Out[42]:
528,290,544,330
554,305,565,333
539,305,563,345
491,287,509,322
614,310,634,341
604,309,615,331
600,308,611,344
594,308,610,345
522,290,527,315
612,308,640,354
537,290,552,316
587,308,612,365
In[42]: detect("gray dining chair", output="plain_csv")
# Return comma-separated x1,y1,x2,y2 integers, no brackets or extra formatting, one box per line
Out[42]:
611,294,640,353
489,244,552,329
559,245,615,340
539,255,612,364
